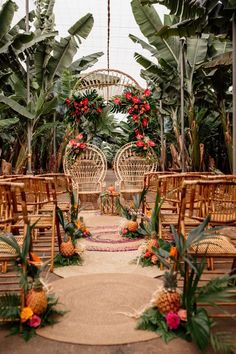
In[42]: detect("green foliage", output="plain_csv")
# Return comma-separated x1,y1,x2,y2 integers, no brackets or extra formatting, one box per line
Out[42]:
54,253,83,267
210,332,236,354
0,293,20,319
187,308,211,351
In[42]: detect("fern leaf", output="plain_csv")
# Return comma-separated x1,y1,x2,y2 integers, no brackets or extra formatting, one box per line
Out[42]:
0,293,20,319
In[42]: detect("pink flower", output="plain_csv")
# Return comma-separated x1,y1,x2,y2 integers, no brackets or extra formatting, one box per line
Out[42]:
142,118,149,127
97,107,103,113
132,96,140,104
122,228,128,235
28,314,41,328
136,133,144,140
114,97,121,105
144,103,150,111
125,92,132,100
143,89,151,97
136,140,144,147
148,140,155,147
177,309,187,321
76,133,83,140
69,139,77,146
165,312,180,330
132,114,138,121
79,143,87,149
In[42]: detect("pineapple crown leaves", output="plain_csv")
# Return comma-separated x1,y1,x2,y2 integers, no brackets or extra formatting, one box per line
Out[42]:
115,198,132,220
163,269,178,290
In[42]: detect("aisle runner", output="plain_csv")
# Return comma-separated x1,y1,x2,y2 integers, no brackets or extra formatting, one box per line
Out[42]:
83,225,144,252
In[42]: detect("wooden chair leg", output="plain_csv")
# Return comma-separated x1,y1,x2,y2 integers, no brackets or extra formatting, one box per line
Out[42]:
1,261,7,273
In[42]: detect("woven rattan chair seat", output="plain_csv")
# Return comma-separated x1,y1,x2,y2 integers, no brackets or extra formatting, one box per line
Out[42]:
190,236,236,255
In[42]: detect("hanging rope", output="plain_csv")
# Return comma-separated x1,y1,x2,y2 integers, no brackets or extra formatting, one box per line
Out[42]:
107,0,110,70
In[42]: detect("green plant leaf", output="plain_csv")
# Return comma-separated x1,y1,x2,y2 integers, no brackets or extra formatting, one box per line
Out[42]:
187,308,211,351
0,233,21,255
0,95,34,119
0,0,17,42
68,13,94,39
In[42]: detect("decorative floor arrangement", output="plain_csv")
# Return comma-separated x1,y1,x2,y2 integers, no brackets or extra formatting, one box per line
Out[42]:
83,225,144,252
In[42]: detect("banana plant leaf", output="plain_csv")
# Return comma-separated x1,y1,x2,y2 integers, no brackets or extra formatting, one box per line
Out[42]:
0,95,34,119
0,0,17,42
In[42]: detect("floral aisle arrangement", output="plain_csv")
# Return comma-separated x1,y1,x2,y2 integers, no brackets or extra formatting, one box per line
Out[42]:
55,192,87,267
136,217,236,353
109,87,158,155
138,239,174,267
0,225,64,341
116,189,148,239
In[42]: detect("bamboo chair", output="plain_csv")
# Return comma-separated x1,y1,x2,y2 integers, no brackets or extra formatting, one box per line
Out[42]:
6,177,59,271
63,144,107,209
0,182,29,273
37,173,72,212
178,180,236,268
114,142,158,201
157,173,207,238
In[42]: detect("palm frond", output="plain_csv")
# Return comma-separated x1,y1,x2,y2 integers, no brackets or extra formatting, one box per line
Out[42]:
0,293,20,319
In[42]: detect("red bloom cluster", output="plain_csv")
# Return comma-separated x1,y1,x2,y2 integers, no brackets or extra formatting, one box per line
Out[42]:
64,90,105,128
112,88,158,153
68,133,87,160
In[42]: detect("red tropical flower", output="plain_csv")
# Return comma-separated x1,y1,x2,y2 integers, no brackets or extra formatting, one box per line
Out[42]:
136,140,145,147
128,107,134,114
143,88,151,97
125,92,132,100
144,251,152,258
65,98,71,106
69,139,77,146
114,97,121,105
79,143,87,149
97,107,103,113
82,98,89,106
142,118,149,127
144,103,151,111
132,114,138,121
132,96,140,104
148,140,155,147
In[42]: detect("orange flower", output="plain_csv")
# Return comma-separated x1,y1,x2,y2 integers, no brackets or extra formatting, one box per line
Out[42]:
169,246,177,258
20,307,33,323
28,252,42,266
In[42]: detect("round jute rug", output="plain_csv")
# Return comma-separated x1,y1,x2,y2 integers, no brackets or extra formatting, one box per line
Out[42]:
83,225,144,252
37,273,161,345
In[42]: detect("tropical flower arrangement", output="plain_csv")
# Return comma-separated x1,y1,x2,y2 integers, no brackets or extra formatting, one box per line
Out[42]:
64,89,106,130
66,133,87,162
0,225,64,341
55,193,87,267
110,87,158,155
116,189,148,239
136,217,236,353
137,239,174,267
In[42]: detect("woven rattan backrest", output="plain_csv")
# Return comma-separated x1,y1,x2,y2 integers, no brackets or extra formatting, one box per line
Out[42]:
114,142,158,190
178,180,236,235
63,144,107,191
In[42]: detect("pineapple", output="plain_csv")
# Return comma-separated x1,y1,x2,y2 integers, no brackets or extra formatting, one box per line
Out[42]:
154,270,180,314
26,279,48,315
60,234,75,257
127,216,138,232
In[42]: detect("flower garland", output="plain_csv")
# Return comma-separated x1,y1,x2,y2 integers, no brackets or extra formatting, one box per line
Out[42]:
110,87,158,154
66,133,87,161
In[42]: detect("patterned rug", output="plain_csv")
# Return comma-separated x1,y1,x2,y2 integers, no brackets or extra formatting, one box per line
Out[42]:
82,225,144,252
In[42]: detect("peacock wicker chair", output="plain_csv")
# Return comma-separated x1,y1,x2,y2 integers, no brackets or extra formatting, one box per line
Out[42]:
63,143,107,209
73,68,143,100
114,142,158,201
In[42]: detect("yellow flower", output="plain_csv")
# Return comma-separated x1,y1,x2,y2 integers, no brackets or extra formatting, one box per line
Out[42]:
146,209,152,219
169,246,177,258
20,307,33,323
77,220,81,228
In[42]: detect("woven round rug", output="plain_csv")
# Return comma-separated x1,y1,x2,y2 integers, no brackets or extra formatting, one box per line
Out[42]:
83,225,144,252
37,273,160,345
